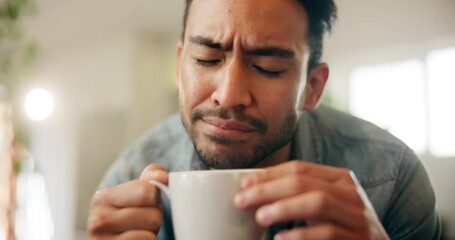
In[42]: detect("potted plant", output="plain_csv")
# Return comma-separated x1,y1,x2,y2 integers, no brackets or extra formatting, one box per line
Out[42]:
0,1,35,239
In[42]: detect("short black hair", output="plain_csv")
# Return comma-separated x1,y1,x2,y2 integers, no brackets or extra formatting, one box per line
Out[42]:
181,0,337,73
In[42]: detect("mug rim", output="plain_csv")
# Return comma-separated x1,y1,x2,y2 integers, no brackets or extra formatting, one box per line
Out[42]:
169,168,263,176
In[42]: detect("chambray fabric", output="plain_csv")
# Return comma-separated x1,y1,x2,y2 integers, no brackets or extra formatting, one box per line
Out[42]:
99,105,441,239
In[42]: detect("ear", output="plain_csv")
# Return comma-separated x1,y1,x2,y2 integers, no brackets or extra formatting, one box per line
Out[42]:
302,63,329,111
175,41,184,88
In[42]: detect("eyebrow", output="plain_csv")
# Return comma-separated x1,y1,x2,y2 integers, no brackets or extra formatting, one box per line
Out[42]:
189,35,295,59
245,47,295,59
190,36,223,49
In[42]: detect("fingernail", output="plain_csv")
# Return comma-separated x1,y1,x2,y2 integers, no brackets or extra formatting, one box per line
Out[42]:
274,233,287,240
257,208,270,225
149,171,163,179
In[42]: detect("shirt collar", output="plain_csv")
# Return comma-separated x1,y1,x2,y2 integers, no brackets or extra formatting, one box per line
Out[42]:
292,111,322,164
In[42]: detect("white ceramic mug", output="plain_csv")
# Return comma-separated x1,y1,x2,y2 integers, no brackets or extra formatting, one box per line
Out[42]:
150,169,264,240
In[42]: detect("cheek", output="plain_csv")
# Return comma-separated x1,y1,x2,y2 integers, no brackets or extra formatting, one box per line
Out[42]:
257,83,300,126
262,91,297,122
256,74,302,124
179,62,213,113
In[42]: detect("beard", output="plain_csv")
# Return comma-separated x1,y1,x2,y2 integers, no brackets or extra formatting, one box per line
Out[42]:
181,106,299,169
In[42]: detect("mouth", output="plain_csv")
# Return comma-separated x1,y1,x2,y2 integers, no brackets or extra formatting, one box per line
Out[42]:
200,117,256,140
203,117,255,131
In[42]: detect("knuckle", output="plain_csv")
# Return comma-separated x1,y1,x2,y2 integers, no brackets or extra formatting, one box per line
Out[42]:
137,184,155,204
289,175,305,191
87,210,111,234
90,190,108,208
290,161,306,174
255,170,268,182
323,225,337,238
251,184,266,197
311,191,329,215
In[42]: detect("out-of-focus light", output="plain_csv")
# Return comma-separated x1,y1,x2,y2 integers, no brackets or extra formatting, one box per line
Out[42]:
428,47,455,156
24,89,54,121
0,228,5,240
15,173,54,240
349,60,427,154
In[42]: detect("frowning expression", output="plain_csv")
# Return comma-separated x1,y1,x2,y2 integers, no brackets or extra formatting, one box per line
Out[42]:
177,0,311,169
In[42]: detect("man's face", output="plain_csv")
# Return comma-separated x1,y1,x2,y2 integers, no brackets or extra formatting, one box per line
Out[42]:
177,0,311,169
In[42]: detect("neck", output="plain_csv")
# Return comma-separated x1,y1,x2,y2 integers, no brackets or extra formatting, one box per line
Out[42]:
253,143,291,168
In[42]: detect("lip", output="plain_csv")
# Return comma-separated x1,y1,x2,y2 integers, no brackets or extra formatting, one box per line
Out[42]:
200,117,255,139
202,117,255,131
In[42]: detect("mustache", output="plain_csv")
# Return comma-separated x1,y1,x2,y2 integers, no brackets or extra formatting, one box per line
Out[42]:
192,107,268,134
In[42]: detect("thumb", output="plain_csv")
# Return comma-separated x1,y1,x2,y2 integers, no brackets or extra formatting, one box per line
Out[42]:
140,164,169,184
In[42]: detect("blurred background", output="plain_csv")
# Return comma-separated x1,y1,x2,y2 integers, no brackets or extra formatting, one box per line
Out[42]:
0,0,454,239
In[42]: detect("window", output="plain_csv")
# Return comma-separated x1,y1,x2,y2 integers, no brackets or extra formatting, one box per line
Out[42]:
349,47,455,157
427,48,455,156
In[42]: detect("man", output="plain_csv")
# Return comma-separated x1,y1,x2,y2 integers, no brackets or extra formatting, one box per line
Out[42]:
87,0,441,239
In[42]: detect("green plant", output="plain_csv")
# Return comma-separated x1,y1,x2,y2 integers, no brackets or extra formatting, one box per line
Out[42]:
0,0,37,97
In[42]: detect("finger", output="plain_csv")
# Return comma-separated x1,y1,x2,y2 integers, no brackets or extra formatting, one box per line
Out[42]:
93,180,161,208
116,230,157,240
275,224,360,240
240,161,353,189
234,174,362,209
255,191,366,230
140,164,169,184
89,206,162,234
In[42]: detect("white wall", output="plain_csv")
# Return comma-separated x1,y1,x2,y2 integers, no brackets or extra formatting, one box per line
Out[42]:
21,0,184,238
23,32,135,240
22,25,180,240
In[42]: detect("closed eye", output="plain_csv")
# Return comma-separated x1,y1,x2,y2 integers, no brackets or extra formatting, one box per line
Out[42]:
253,65,283,78
195,58,222,66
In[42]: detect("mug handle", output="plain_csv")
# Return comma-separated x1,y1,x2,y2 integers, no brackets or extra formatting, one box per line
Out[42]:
149,180,172,200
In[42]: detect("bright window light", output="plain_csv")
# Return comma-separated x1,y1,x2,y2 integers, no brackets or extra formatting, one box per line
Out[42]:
15,173,54,240
0,228,5,240
24,89,54,121
349,60,426,154
427,48,455,157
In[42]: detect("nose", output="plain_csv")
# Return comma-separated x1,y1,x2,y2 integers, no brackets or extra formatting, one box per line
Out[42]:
211,60,252,109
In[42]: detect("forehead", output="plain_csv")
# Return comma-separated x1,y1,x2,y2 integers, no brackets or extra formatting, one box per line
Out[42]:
186,0,309,53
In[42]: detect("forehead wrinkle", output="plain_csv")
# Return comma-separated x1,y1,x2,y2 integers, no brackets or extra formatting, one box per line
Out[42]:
186,0,309,59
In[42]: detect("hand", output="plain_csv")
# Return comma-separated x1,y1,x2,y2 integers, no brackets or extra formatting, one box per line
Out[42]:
233,161,389,240
87,164,169,240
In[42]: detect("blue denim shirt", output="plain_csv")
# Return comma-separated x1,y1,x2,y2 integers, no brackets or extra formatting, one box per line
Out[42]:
99,105,441,239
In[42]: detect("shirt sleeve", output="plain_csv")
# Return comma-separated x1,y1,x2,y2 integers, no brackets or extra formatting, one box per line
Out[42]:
382,148,441,240
97,150,136,189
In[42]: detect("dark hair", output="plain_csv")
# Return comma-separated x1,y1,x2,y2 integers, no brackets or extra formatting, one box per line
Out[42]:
181,0,337,72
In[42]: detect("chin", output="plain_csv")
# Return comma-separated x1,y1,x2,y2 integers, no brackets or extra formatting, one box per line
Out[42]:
195,140,265,169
